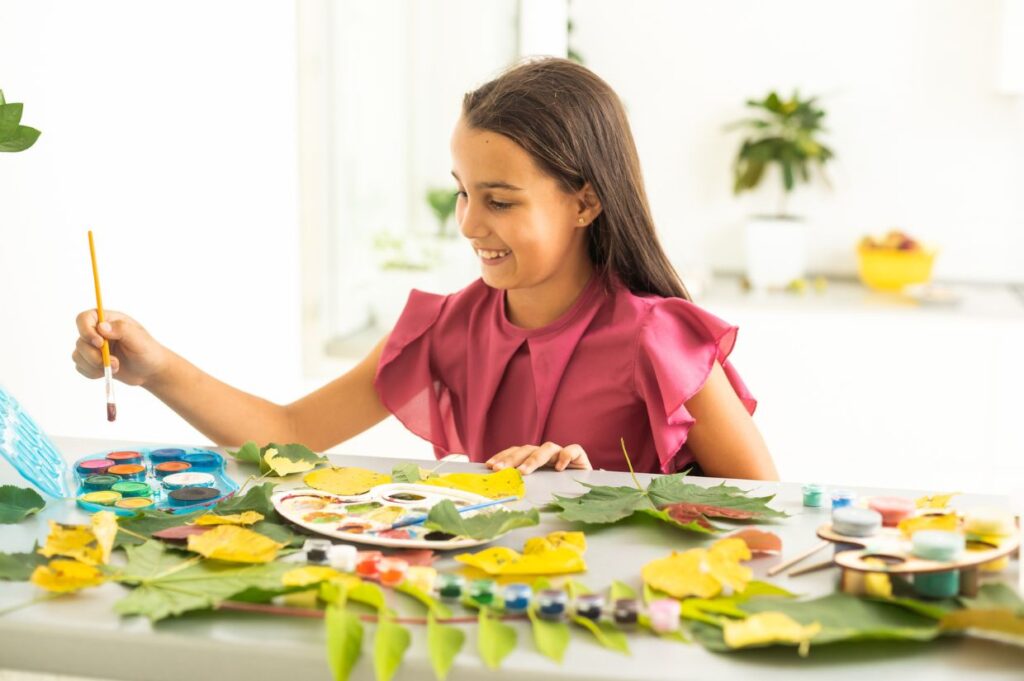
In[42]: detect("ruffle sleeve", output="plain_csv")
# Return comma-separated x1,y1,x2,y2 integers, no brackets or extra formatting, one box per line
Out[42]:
633,298,756,474
374,289,464,456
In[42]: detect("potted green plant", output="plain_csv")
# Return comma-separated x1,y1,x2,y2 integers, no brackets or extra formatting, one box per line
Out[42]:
730,90,834,289
424,186,478,292
426,187,458,238
0,90,41,152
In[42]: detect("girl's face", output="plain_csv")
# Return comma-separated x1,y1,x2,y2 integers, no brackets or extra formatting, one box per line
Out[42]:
450,117,599,292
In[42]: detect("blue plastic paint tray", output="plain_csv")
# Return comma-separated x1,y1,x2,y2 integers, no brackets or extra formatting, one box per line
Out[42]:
0,385,71,498
0,385,239,516
72,447,239,516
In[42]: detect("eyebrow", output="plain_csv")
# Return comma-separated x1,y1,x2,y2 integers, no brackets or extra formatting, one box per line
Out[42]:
451,171,523,191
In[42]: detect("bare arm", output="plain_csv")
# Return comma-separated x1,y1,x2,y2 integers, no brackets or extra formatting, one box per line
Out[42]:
146,337,391,451
683,361,779,481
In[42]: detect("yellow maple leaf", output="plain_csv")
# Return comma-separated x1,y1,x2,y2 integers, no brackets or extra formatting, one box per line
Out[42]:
30,559,106,593
421,467,525,499
898,512,958,538
304,466,391,495
916,492,958,509
186,525,285,563
39,521,103,566
263,448,318,476
642,538,753,599
456,530,587,575
194,511,265,526
91,511,118,565
723,612,822,657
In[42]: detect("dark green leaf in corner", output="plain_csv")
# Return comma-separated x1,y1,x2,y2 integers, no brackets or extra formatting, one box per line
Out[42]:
214,482,277,517
0,485,45,524
427,612,464,681
424,499,539,540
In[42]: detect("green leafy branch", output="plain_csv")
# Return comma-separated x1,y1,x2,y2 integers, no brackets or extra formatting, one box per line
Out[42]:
0,90,41,152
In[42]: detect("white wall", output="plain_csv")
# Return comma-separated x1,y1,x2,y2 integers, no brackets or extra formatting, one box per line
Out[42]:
572,0,1024,283
0,0,305,445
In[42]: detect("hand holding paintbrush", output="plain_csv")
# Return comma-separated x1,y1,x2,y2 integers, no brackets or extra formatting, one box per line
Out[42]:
87,231,117,421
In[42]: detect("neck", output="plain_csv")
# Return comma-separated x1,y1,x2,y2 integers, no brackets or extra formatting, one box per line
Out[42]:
505,257,595,329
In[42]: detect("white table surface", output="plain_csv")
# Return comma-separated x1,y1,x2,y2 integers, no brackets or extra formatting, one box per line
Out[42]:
1,437,1021,680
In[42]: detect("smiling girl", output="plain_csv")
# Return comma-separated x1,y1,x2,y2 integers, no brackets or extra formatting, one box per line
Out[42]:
72,58,778,480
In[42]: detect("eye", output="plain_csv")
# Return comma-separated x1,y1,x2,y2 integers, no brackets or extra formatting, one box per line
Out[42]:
488,199,512,211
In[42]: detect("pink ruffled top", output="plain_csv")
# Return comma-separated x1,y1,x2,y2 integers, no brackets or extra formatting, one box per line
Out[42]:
373,275,756,474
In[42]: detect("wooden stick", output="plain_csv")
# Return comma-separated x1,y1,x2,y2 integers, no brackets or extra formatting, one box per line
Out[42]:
787,558,836,577
767,540,830,576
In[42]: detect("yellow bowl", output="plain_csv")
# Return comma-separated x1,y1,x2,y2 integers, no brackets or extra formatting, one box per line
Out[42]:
856,245,936,292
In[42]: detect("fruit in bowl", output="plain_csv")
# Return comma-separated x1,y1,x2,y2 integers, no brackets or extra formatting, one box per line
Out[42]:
857,230,936,292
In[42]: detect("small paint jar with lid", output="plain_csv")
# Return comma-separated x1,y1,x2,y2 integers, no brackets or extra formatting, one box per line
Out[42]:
802,484,825,508
912,530,965,598
832,507,882,554
648,598,681,634
537,589,568,620
404,566,436,593
468,579,497,606
501,583,532,614
303,538,332,564
328,544,358,573
831,489,855,509
612,598,640,628
573,593,605,621
436,573,466,602
355,551,382,578
378,558,409,587
868,496,915,527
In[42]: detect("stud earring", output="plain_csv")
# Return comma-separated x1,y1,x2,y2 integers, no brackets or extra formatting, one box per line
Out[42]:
578,217,585,224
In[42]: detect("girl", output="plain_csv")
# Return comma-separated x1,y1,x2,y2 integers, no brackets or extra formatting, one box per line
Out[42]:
72,58,778,480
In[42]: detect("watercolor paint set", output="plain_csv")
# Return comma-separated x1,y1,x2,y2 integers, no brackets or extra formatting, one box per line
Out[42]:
72,447,239,516
272,483,500,550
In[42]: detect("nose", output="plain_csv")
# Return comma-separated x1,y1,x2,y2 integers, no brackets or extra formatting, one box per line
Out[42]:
457,198,488,240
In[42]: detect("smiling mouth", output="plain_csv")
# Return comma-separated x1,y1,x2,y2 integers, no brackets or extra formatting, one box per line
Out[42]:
476,248,511,260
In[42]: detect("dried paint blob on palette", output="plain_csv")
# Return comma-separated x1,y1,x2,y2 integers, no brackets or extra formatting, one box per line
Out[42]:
272,483,501,550
71,447,239,517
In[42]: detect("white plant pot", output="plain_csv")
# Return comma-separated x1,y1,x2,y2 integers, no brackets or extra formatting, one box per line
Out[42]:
744,216,808,290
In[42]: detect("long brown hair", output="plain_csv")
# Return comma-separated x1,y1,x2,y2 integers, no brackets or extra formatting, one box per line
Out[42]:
462,57,690,301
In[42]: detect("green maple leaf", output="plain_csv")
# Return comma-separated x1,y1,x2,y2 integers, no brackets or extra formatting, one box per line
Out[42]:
113,540,292,621
390,463,423,484
226,441,326,476
424,499,539,540
550,443,784,533
0,544,47,580
213,482,277,516
0,485,45,524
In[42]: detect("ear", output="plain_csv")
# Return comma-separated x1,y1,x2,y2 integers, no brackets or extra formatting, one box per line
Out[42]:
574,182,603,227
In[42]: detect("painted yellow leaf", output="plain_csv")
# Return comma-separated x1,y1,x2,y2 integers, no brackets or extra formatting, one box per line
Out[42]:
304,466,391,495
364,505,404,525
422,467,524,499
30,559,106,593
916,492,958,509
39,521,104,566
194,511,265,526
642,538,752,599
898,512,958,538
186,525,285,563
282,565,343,587
457,531,587,575
264,448,318,476
723,612,822,657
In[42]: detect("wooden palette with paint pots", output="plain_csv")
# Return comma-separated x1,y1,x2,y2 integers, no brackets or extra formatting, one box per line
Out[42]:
272,483,505,550
817,523,1021,597
72,447,239,517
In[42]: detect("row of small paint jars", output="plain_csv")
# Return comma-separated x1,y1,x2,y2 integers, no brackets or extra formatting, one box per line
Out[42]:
302,539,681,633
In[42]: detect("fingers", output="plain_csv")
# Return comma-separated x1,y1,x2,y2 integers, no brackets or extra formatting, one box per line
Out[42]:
72,338,120,378
516,441,562,475
553,444,590,471
76,308,131,346
75,310,103,348
486,445,532,471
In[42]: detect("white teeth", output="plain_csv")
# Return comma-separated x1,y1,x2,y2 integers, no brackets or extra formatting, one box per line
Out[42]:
477,249,511,260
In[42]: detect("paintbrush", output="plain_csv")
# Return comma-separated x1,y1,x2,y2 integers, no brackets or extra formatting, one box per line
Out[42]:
369,495,519,534
87,230,116,422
